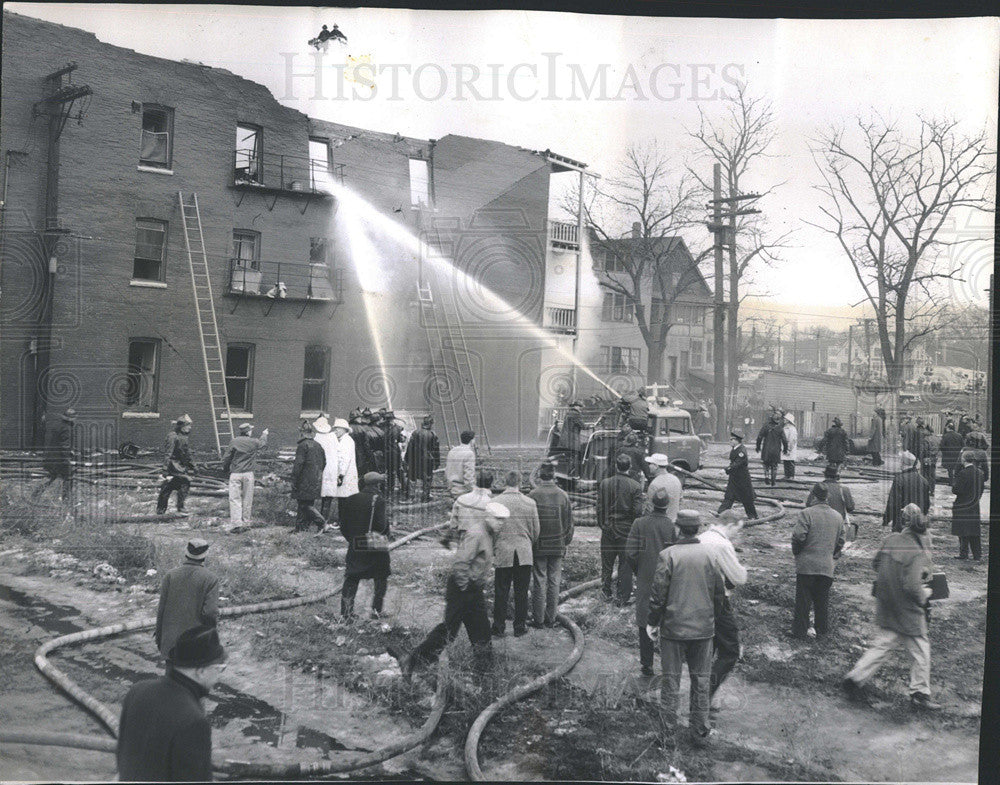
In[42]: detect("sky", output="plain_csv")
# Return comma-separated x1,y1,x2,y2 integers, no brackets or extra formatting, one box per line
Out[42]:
7,3,998,328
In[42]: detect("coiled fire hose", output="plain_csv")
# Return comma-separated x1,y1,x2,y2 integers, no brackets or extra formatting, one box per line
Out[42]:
2,521,450,778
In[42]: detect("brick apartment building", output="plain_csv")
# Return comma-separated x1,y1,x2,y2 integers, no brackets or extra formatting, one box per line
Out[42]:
1,11,592,451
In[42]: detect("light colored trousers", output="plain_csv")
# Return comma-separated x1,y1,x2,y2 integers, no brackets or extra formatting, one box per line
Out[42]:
229,471,254,524
531,555,563,626
846,627,931,695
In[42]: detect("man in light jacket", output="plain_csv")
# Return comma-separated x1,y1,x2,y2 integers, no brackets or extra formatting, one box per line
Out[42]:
625,487,676,676
154,539,219,659
491,471,540,637
445,430,477,497
646,510,725,745
782,412,798,479
528,460,574,627
330,417,359,524
699,509,748,703
791,483,845,638
843,504,938,710
644,453,682,520
389,502,507,678
443,470,494,547
222,422,268,530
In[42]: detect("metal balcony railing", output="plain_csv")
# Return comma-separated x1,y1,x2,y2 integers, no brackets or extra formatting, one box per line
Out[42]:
232,151,344,194
544,306,577,333
227,258,344,302
549,221,579,247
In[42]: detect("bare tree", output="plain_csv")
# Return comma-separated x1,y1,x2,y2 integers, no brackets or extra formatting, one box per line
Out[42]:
809,116,995,392
575,144,713,384
688,85,791,408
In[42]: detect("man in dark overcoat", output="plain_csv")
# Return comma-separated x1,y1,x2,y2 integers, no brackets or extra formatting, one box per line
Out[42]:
405,415,440,501
597,454,645,604
290,420,327,532
559,401,585,475
117,625,227,781
883,451,930,532
939,420,964,484
625,487,676,676
157,415,195,515
717,429,757,519
337,472,392,619
818,417,850,468
755,412,788,487
869,408,886,466
951,452,986,561
155,539,219,660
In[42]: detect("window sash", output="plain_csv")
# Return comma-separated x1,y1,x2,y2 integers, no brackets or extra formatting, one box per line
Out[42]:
126,340,159,410
302,346,330,411
225,345,254,411
140,106,172,166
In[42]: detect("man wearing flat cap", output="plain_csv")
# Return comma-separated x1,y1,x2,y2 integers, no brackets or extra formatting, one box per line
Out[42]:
155,539,219,661
625,487,676,676
647,510,725,745
118,625,227,781
337,472,392,620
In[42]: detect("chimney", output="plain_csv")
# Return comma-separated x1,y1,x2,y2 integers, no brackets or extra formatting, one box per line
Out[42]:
632,222,641,239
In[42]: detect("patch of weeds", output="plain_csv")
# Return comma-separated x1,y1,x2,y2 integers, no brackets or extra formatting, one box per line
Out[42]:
58,523,156,579
212,545,290,603
0,483,45,537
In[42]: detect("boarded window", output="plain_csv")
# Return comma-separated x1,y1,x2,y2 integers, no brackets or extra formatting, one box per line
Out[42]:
140,105,173,168
126,339,159,410
225,344,254,412
133,219,167,281
301,345,330,412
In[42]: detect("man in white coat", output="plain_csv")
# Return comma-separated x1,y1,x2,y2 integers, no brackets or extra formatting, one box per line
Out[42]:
782,412,799,480
313,415,340,525
331,417,359,523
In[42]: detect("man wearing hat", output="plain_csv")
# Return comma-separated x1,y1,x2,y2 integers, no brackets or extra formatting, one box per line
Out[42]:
559,401,585,476
35,408,77,502
700,509,748,704
337,472,392,620
389,501,507,679
755,411,788,487
951,451,986,561
717,429,757,520
405,415,441,502
644,453,682,521
528,460,574,627
222,422,269,530
290,420,327,532
625,487,676,676
883,451,930,533
806,465,856,522
597,454,645,604
781,412,798,479
157,415,195,516
154,539,219,660
329,418,360,522
118,625,227,781
791,483,846,639
817,416,850,470
843,504,938,710
646,510,725,745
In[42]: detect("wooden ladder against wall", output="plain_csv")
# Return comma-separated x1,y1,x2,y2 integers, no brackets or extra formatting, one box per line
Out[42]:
178,191,233,458
417,281,457,449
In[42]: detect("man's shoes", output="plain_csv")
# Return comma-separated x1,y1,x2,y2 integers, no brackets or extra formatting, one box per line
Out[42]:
544,620,559,629
491,627,505,638
386,643,413,683
842,677,871,705
602,589,614,601
156,510,168,516
690,728,716,747
956,555,968,560
514,627,529,637
910,692,941,710
640,666,655,677
528,621,545,630
175,510,190,517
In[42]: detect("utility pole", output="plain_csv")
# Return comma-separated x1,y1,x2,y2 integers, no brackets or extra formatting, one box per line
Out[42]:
710,164,726,440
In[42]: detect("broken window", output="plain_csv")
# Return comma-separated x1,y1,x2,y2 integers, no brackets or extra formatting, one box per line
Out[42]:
133,218,167,281
140,105,173,168
235,123,263,184
301,345,330,412
309,137,331,189
310,237,332,264
232,230,260,269
409,158,430,208
125,339,160,410
225,344,254,412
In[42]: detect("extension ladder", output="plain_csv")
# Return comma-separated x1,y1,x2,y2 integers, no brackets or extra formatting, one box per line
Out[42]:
178,192,233,457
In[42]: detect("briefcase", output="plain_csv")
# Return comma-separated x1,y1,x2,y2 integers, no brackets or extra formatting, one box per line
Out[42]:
928,572,949,601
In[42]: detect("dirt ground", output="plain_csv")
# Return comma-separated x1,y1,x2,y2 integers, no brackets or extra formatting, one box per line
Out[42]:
0,443,988,782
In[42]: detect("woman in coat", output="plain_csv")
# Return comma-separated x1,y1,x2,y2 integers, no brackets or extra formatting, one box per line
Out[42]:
337,472,391,619
782,412,799,479
951,453,985,561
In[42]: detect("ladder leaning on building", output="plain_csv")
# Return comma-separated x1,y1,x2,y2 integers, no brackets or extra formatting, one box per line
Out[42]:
177,192,234,457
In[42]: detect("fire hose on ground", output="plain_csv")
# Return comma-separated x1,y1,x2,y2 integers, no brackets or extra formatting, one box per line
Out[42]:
1,522,452,779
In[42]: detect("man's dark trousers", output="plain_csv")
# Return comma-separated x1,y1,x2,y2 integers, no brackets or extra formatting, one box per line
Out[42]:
792,574,833,637
639,624,656,671
157,475,190,513
711,595,740,696
959,534,982,560
341,575,387,616
296,499,326,531
782,460,796,479
412,575,493,670
600,528,633,603
493,553,531,634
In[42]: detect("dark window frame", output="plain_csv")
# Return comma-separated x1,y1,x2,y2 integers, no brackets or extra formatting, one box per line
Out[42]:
301,345,331,412
225,343,255,413
133,218,168,282
125,338,161,411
